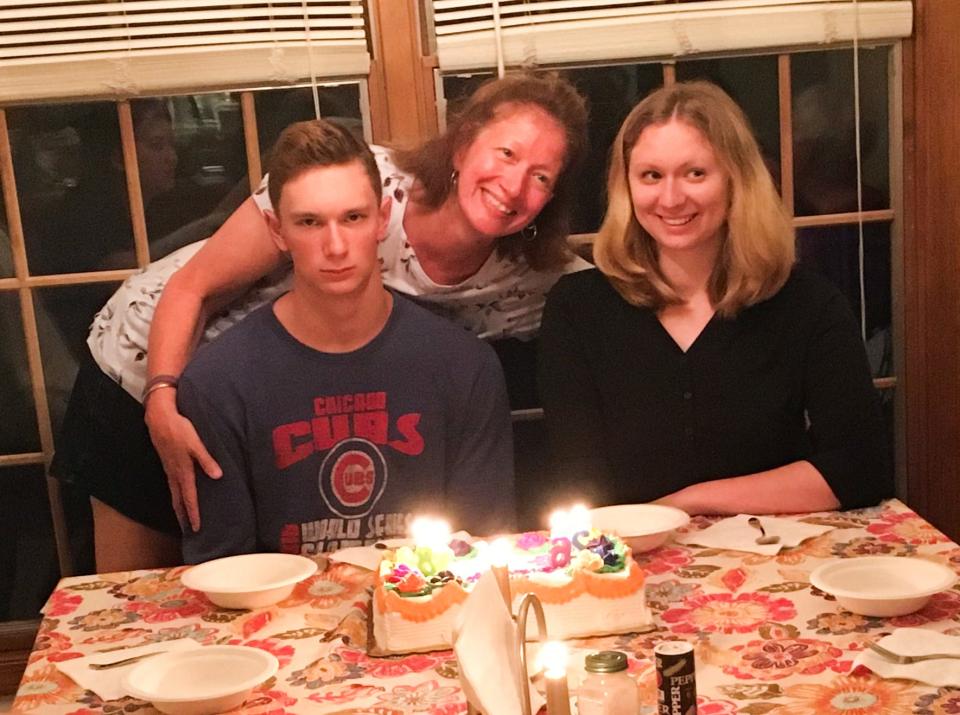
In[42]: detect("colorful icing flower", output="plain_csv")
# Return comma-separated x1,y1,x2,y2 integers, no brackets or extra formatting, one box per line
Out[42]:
516,532,548,550
573,548,603,572
14,665,82,710
725,638,845,680
396,570,428,594
662,592,796,635
448,538,473,556
46,590,83,617
775,674,915,714
67,608,140,632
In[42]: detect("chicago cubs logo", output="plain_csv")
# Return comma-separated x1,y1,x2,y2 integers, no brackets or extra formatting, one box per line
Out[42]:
319,438,387,518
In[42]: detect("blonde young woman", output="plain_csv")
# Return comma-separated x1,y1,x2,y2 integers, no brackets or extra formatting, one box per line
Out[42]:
55,73,589,570
537,81,889,515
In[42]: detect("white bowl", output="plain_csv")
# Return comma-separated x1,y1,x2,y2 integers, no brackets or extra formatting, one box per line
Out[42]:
589,503,691,553
122,645,278,715
810,556,957,617
181,553,318,609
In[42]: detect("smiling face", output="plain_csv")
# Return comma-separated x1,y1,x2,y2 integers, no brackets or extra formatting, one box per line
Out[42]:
628,117,730,261
452,103,567,240
268,160,390,299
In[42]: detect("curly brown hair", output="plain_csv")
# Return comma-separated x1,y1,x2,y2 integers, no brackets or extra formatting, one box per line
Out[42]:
393,71,588,271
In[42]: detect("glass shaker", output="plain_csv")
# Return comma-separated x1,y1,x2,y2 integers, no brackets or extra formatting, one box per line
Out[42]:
576,650,637,715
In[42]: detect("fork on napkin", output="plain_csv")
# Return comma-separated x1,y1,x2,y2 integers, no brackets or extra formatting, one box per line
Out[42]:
55,638,202,700
673,514,834,555
855,628,960,686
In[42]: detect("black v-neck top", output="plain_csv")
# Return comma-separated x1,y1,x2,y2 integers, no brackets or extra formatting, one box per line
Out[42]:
536,267,890,510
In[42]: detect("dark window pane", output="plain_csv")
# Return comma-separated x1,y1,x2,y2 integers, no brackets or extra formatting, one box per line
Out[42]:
35,283,119,435
677,55,781,190
792,47,890,215
141,93,248,261
0,465,62,620
443,64,662,234
255,84,364,155
8,101,134,275
797,221,892,378
0,291,41,453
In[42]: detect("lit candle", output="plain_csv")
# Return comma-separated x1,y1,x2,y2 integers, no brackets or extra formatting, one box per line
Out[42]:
410,516,451,550
489,537,513,610
548,504,592,547
538,640,571,715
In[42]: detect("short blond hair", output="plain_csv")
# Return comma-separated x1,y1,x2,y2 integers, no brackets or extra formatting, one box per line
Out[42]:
593,81,794,317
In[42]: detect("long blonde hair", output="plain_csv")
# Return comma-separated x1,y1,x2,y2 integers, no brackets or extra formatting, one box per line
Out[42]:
593,81,794,317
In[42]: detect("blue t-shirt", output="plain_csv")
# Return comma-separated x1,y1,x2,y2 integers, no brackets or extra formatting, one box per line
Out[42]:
179,293,515,563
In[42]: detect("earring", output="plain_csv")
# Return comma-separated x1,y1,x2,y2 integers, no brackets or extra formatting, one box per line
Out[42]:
520,223,538,242
450,169,459,188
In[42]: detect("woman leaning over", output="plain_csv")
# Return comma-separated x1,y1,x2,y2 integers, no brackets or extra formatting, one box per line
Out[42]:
537,81,890,515
57,72,589,570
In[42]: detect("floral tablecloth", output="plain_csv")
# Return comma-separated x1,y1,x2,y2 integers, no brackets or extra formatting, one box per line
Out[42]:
14,499,960,714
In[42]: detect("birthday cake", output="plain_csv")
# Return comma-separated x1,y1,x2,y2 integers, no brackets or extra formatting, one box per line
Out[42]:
371,529,650,655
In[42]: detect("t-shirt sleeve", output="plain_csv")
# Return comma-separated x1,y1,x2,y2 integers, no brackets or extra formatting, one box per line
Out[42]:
177,373,258,564
445,344,517,536
251,173,273,215
803,291,891,509
536,277,616,506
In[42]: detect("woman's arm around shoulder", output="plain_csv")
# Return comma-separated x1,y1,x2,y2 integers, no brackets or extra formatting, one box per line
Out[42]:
146,195,285,531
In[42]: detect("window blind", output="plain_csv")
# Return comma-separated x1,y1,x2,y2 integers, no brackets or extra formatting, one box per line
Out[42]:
428,0,913,72
0,0,369,103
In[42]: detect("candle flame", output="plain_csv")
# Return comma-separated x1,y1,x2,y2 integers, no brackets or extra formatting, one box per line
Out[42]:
549,504,592,539
538,640,569,679
410,516,451,550
489,537,511,568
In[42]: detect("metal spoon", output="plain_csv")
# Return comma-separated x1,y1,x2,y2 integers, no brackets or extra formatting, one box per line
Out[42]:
88,650,166,670
867,640,960,664
747,517,780,545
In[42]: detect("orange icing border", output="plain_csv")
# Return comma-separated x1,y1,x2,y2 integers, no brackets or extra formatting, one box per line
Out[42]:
375,559,645,619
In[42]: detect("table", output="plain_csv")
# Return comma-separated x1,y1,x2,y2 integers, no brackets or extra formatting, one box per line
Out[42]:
14,499,960,714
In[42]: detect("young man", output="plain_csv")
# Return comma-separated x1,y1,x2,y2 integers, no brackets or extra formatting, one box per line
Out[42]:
179,120,515,563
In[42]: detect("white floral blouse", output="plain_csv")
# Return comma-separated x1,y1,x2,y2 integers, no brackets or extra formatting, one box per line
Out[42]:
88,147,589,401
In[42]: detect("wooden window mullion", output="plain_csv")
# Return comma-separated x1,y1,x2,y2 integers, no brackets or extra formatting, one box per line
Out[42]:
117,101,150,268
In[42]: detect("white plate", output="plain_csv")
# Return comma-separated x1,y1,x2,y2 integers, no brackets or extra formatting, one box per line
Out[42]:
122,645,278,715
810,556,957,617
589,504,690,552
181,553,318,609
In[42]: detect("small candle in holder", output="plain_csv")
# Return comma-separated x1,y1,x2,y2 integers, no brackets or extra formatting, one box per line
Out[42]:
538,640,571,715
489,537,513,610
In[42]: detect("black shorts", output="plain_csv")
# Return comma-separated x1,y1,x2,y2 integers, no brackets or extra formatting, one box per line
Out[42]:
50,349,181,535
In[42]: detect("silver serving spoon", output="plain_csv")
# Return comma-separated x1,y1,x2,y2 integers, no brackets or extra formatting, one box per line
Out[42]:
88,650,166,670
747,517,780,545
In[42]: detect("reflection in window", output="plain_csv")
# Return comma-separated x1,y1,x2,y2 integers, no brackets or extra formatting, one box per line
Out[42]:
0,291,41,454
0,465,65,620
677,55,781,191
255,84,364,157
797,222,892,378
36,283,121,436
9,101,132,275
792,48,890,215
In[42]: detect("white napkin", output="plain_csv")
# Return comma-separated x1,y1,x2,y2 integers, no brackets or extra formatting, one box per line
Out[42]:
329,531,472,571
454,570,544,715
56,638,202,701
855,628,960,686
674,514,833,555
